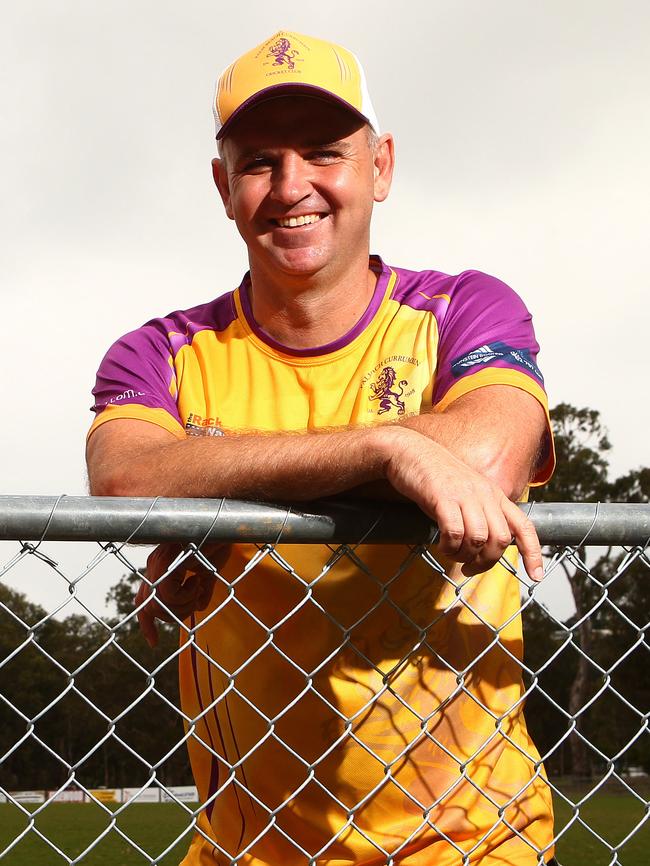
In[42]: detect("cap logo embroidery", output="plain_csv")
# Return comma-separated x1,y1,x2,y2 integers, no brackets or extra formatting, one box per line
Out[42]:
267,38,299,70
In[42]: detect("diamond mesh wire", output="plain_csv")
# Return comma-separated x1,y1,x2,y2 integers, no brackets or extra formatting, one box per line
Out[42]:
0,499,648,865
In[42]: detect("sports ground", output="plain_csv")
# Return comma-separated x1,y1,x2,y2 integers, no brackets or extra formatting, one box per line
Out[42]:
1,789,648,865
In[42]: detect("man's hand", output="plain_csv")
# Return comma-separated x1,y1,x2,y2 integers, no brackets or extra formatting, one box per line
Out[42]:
135,542,229,647
383,432,543,580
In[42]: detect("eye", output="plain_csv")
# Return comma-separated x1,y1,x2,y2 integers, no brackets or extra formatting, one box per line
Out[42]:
238,156,273,174
307,149,341,164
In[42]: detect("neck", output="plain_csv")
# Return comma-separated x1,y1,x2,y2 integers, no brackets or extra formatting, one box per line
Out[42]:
246,256,378,349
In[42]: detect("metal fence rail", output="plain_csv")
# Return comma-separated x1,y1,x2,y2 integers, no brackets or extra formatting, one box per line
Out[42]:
2,496,650,545
1,497,649,866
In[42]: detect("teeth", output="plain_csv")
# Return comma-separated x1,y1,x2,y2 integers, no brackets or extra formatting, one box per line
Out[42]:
277,214,321,228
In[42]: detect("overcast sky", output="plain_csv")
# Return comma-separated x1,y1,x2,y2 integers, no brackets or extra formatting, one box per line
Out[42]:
1,1,648,619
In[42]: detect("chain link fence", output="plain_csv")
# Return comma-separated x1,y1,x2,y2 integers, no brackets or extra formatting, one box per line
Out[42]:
1,496,649,865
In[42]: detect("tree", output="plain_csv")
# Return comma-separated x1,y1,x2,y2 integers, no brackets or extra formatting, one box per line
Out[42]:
0,572,192,790
98,570,193,787
527,404,650,777
0,584,72,789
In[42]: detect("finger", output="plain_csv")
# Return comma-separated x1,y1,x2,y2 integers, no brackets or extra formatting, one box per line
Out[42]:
134,579,165,647
171,569,216,619
504,500,544,581
148,582,202,623
195,574,216,612
434,500,466,557
183,550,223,586
148,592,186,623
462,497,512,576
136,603,159,648
454,499,488,564
201,543,230,571
133,580,148,608
163,574,198,605
147,542,185,582
166,571,212,611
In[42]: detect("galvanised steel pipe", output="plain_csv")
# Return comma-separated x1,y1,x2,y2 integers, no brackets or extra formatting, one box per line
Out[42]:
0,496,649,546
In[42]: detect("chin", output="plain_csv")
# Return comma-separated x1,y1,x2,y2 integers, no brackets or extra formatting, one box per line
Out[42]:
266,250,331,278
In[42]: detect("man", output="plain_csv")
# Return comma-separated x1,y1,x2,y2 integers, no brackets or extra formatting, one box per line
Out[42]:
87,31,557,866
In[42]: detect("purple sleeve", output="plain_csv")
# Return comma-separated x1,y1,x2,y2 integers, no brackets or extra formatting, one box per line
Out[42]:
431,271,545,406
91,322,181,424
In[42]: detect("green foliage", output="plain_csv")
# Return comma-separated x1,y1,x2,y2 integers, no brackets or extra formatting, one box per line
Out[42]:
525,403,650,777
531,402,650,504
0,572,192,791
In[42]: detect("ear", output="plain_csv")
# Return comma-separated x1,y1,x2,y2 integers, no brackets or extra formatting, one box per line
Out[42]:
373,133,395,203
212,157,235,220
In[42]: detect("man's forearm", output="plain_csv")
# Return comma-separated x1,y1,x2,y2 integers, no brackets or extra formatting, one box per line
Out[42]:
88,386,546,503
89,422,411,500
87,401,545,580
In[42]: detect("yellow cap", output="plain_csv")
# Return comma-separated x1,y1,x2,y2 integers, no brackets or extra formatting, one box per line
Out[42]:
214,31,380,139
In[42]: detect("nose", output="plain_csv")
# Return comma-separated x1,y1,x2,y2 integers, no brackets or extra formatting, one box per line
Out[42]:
269,152,313,205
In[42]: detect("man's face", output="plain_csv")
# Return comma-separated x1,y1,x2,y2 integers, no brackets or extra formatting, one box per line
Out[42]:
213,95,394,283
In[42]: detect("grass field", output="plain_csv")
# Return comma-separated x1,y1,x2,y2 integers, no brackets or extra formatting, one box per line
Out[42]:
1,790,648,865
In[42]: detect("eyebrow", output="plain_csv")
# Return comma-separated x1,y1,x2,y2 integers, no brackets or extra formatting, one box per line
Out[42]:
234,139,354,162
306,139,354,152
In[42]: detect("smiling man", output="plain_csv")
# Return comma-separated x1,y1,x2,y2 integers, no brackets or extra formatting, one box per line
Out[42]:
87,31,557,866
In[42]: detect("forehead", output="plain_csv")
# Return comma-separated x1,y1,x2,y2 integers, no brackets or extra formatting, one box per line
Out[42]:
221,94,367,156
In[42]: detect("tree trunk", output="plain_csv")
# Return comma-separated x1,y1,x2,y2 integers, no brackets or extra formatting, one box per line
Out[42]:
103,743,110,788
567,563,593,777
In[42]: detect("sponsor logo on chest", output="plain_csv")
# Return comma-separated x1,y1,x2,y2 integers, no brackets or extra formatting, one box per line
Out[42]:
184,413,224,437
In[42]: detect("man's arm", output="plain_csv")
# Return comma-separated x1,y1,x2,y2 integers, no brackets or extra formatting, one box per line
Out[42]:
402,385,548,500
86,384,545,579
348,385,547,504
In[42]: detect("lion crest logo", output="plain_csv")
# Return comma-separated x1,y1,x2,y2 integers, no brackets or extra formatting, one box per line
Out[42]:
369,367,408,415
267,38,299,70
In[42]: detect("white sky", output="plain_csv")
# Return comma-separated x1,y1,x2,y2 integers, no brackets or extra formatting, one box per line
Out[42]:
1,1,648,620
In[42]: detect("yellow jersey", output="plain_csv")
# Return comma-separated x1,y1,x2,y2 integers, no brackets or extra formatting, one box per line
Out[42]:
90,258,555,864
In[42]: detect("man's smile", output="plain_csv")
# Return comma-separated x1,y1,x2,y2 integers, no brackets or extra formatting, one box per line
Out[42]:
273,213,324,228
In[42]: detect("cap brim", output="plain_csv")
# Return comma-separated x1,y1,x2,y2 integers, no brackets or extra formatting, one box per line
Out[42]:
216,82,372,140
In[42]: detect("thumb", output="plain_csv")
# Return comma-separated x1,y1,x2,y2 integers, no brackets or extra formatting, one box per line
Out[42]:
137,605,159,649
134,581,159,649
